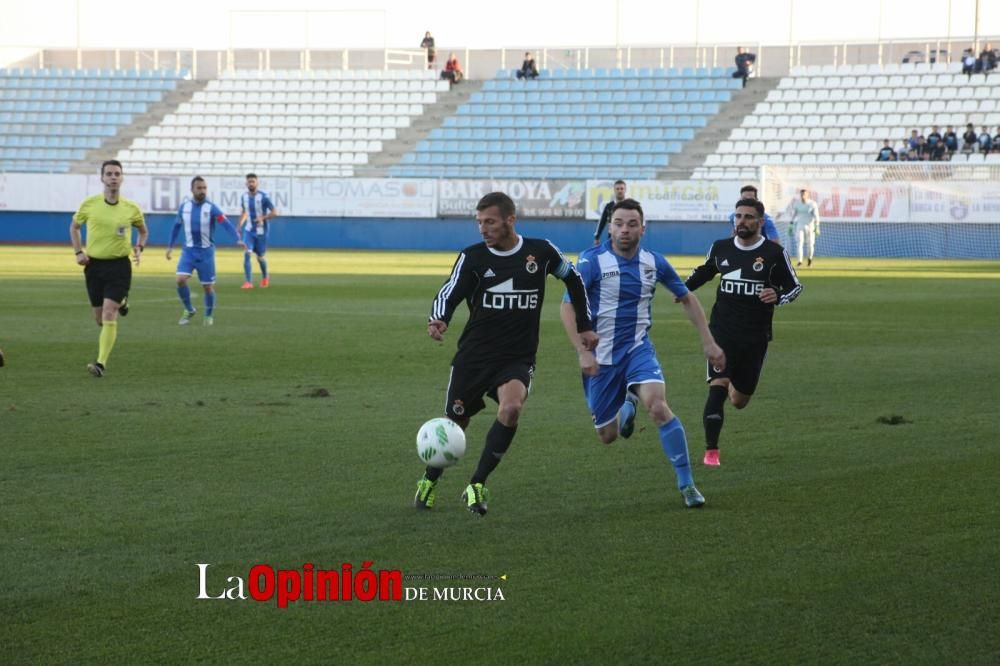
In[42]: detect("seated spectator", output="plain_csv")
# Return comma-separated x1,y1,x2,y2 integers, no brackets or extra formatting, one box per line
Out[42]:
907,129,921,153
980,43,997,78
441,52,463,84
943,125,959,155
925,126,944,160
896,136,911,159
977,126,992,154
961,123,978,153
733,46,756,88
907,148,922,161
876,139,896,161
993,127,1000,153
962,50,976,79
516,52,539,79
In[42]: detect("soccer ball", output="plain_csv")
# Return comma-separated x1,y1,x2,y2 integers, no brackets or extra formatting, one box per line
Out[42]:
416,418,466,468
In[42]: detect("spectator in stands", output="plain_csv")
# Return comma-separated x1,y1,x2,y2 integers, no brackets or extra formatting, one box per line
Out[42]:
896,135,911,160
876,139,896,161
442,53,464,84
421,32,436,70
943,125,959,156
733,47,756,88
926,126,944,160
516,52,539,80
993,127,1000,153
962,49,976,79
962,123,978,153
977,126,992,154
907,129,921,154
979,43,997,78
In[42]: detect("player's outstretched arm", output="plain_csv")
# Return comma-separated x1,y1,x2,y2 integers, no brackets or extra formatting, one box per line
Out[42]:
560,301,598,376
678,292,725,370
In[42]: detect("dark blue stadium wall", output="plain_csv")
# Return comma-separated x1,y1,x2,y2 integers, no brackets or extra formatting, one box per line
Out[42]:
0,213,730,255
2,213,996,258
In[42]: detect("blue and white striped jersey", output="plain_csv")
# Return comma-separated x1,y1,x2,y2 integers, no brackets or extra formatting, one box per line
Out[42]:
240,190,275,236
566,241,689,366
174,199,229,248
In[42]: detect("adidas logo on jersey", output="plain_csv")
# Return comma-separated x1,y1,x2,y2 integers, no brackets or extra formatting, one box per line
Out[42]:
484,268,496,278
721,259,730,267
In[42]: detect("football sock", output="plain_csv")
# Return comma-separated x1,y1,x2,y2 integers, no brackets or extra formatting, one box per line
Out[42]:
243,254,252,282
659,416,694,490
97,320,118,366
470,419,517,485
258,258,269,279
424,466,444,482
204,290,216,316
618,395,636,433
177,285,193,312
703,385,728,450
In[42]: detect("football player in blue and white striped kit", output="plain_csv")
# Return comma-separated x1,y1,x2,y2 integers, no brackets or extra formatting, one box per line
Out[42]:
237,173,278,288
166,176,244,326
560,198,725,508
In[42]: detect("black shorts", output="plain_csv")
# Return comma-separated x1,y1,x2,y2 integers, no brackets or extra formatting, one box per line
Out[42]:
444,360,534,420
707,331,769,396
84,257,131,307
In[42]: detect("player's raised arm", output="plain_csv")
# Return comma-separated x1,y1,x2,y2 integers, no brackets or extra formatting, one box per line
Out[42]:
685,244,720,292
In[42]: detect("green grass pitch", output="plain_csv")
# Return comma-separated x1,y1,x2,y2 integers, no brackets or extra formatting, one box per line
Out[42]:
1,246,998,663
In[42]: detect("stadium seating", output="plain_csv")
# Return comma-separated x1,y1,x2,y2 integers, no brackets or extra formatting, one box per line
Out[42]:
119,69,449,176
693,62,1000,179
0,68,187,173
388,67,738,179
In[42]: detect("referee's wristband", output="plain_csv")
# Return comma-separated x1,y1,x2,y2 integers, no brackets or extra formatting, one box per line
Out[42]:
74,250,83,255
135,244,144,252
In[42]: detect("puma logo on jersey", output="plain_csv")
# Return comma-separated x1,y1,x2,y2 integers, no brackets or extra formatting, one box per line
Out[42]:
720,268,764,296
481,278,539,310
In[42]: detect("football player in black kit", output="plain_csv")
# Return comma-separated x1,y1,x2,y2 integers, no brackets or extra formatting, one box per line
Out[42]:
685,198,802,466
415,192,599,516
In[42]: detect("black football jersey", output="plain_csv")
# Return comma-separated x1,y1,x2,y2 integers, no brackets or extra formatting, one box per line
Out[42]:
685,236,802,341
430,236,591,366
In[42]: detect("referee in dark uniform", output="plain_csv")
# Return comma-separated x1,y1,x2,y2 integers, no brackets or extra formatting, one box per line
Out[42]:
685,198,802,466
69,160,148,377
593,179,627,245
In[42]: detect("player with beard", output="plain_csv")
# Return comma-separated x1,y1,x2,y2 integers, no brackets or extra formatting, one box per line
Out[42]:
415,192,598,516
561,198,724,508
685,198,802,466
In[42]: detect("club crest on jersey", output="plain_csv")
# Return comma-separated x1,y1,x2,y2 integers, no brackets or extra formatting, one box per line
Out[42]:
753,257,764,272
524,255,538,274
452,400,465,416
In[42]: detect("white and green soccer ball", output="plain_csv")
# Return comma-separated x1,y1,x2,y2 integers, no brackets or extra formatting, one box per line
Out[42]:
416,418,466,468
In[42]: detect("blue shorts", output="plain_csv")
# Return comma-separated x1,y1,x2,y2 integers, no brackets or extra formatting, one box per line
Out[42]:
583,343,665,428
177,246,216,284
243,231,267,256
